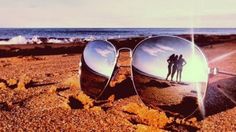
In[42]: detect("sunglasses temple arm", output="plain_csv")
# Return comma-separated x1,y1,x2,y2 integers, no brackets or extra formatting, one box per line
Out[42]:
209,67,236,76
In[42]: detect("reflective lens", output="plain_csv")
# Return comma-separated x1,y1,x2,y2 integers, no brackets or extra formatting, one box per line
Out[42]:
83,40,116,77
80,40,116,98
132,36,208,117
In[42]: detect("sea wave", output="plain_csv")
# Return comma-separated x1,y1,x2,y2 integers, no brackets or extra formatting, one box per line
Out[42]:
0,35,79,45
0,36,30,45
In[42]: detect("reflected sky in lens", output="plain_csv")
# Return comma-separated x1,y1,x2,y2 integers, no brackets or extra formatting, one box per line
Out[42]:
133,36,208,83
83,40,116,77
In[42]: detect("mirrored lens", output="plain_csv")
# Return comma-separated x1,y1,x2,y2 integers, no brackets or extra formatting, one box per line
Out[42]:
80,40,116,98
132,36,208,117
83,40,116,77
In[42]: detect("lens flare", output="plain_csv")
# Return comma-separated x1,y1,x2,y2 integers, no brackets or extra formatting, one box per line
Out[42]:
209,50,236,64
190,27,207,117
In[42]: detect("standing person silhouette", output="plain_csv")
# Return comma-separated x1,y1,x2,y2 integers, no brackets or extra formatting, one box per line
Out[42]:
166,54,175,80
176,54,187,83
171,55,178,81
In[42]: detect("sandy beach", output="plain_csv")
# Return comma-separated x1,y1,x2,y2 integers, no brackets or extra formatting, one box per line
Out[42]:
0,35,236,131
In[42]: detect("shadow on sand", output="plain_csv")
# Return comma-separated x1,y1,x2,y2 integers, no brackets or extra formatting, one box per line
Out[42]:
26,82,56,89
99,77,136,100
146,79,171,88
204,76,236,117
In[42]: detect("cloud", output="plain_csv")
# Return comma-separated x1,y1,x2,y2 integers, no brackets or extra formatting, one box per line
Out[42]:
95,47,113,57
156,44,175,51
141,46,166,56
141,43,176,56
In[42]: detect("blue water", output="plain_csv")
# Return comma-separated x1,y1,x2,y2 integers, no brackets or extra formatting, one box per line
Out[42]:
0,28,236,39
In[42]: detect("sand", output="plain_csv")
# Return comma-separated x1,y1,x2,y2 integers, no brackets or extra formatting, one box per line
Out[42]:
0,35,236,131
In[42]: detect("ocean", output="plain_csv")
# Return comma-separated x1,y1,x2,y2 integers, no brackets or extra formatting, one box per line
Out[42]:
0,28,236,44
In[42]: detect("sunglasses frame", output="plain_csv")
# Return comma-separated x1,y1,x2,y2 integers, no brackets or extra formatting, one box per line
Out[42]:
79,35,210,116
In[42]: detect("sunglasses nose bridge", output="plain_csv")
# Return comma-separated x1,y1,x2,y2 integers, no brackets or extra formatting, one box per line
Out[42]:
98,47,137,99
116,48,133,67
109,48,133,87
117,48,132,57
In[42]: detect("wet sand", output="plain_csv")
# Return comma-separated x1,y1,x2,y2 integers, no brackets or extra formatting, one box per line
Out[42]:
0,35,236,131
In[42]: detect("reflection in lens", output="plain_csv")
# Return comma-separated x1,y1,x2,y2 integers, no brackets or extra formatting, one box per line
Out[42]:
80,40,116,98
132,36,208,117
84,40,116,77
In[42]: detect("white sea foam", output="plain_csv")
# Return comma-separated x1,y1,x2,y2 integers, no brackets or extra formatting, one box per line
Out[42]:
0,36,28,45
0,36,73,45
83,36,96,41
29,36,42,44
47,38,64,43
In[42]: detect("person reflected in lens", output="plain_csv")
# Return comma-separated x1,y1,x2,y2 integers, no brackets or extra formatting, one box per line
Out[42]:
166,54,175,80
176,54,187,83
171,55,179,81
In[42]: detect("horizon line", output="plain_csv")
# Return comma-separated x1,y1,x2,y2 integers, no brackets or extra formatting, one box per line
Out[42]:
0,27,236,29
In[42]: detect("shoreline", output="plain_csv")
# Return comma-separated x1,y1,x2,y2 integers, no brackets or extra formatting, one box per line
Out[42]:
0,34,236,58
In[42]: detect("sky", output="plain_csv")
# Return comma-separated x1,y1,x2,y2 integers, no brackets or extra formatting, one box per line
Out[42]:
133,36,209,83
0,0,235,27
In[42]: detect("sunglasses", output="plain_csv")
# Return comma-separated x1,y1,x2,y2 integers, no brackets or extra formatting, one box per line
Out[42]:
79,35,209,118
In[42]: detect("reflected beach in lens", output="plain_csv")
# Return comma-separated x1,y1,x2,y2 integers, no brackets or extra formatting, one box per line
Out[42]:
83,40,116,77
132,36,208,117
